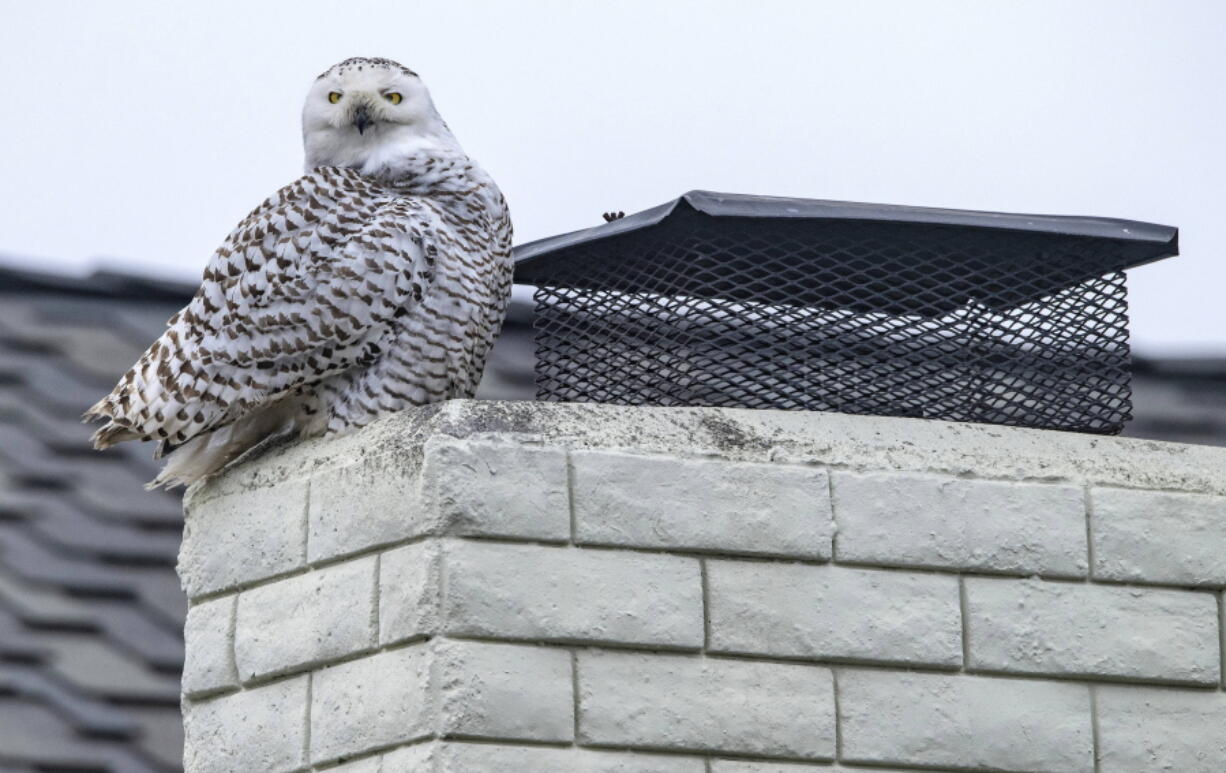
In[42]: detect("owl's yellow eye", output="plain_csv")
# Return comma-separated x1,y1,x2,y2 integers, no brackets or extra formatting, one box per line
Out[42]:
328,92,342,104
385,92,402,105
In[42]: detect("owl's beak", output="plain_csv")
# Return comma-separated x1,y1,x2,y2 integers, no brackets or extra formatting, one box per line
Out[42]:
353,105,374,135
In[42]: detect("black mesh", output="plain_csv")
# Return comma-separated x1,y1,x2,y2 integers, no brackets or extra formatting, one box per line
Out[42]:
520,202,1165,434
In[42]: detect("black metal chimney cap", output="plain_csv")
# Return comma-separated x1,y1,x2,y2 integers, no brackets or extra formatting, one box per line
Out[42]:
513,190,1179,284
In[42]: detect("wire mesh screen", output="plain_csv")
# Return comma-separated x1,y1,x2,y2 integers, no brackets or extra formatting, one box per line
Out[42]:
522,202,1159,434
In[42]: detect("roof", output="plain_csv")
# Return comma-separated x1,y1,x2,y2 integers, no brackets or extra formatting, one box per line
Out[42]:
0,255,1219,771
1127,355,1226,447
0,264,193,772
514,189,1180,275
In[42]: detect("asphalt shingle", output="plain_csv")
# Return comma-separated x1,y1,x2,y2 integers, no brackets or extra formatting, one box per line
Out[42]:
0,268,192,772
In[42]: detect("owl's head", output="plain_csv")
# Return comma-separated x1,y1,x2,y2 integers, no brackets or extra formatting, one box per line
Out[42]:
302,57,456,175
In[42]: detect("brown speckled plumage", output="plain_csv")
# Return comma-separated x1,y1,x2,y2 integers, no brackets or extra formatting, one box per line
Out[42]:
85,59,512,487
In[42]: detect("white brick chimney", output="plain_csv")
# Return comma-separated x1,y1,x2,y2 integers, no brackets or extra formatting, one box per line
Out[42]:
178,401,1226,772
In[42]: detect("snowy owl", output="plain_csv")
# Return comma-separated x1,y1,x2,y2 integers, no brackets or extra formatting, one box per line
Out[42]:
85,57,513,488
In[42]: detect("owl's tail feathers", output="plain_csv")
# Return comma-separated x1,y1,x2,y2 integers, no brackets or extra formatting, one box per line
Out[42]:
83,399,141,449
146,399,299,490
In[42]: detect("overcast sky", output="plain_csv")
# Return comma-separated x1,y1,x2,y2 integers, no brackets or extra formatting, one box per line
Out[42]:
0,1,1222,353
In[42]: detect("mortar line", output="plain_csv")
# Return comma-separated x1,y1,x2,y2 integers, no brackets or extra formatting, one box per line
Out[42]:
230,636,435,693
313,733,1003,773
1218,592,1226,691
227,589,240,686
827,469,839,560
303,670,313,766
565,447,578,545
306,742,386,771
832,667,843,761
1090,683,1102,773
570,648,582,748
302,478,312,569
958,575,971,672
1083,485,1096,582
436,538,449,641
437,734,571,749
958,664,1219,690
311,734,434,770
700,558,712,651
371,552,382,646
577,740,837,766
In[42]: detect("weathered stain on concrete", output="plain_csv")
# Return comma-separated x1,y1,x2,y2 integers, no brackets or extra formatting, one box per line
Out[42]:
186,400,1226,509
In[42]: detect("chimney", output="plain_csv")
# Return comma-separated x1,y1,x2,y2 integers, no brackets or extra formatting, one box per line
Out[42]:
179,400,1226,772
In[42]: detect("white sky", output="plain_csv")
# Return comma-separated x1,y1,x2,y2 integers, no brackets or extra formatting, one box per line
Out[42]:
0,0,1222,353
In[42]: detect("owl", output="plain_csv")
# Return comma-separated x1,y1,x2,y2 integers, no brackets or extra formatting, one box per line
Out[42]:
85,57,513,489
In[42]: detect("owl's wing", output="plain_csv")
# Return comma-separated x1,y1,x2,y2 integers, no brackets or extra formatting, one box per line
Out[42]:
86,167,431,449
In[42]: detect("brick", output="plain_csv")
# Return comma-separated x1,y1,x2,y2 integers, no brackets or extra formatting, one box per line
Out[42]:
234,556,376,681
1091,487,1226,586
308,454,429,562
444,541,703,648
182,594,238,697
182,675,307,773
381,744,433,771
379,540,442,645
578,650,835,759
424,436,570,541
965,576,1220,684
833,471,1086,577
572,451,832,558
839,670,1092,773
179,479,308,597
383,741,705,773
707,560,961,667
1097,686,1226,773
309,645,432,764
435,639,574,743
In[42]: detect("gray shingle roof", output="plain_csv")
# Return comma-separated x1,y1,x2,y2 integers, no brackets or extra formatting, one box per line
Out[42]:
0,266,195,772
0,257,1219,772
1126,356,1226,447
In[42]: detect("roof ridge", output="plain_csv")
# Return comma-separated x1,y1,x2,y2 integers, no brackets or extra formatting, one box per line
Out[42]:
0,262,195,303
